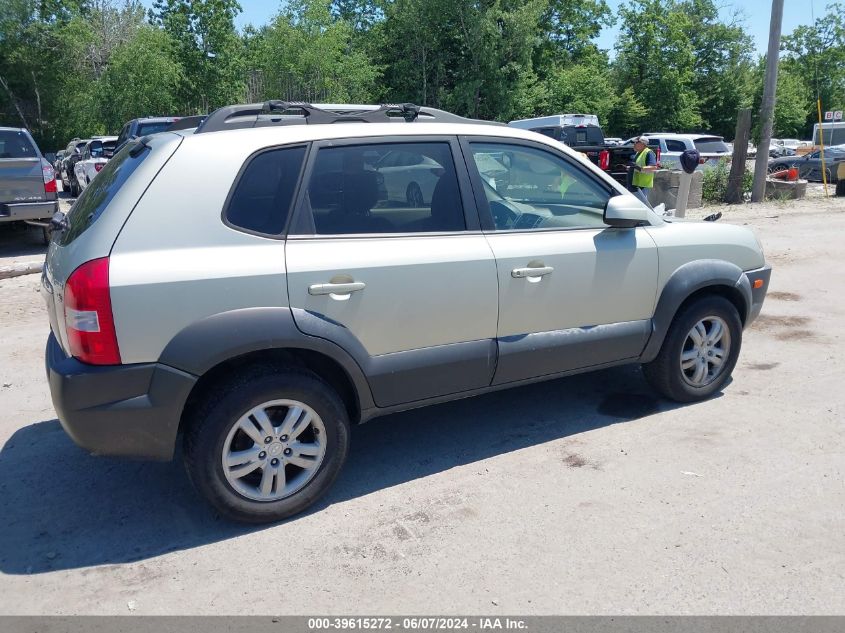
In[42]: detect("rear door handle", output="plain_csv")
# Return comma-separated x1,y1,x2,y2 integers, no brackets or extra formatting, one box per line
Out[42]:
511,266,554,279
308,281,366,296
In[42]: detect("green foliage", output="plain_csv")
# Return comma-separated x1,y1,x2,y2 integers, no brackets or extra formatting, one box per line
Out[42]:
245,0,379,103
150,0,245,112
97,26,182,131
701,158,752,204
781,2,845,131
750,60,813,139
0,0,837,153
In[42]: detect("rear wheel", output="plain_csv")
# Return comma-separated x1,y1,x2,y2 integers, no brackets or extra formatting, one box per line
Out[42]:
183,367,350,523
642,295,742,402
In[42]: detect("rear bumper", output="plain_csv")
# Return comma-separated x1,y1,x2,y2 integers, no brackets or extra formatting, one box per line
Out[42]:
743,264,772,325
45,333,197,461
0,200,58,223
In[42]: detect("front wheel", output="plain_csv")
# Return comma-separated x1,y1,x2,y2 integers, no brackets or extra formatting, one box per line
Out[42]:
183,367,350,523
642,295,742,402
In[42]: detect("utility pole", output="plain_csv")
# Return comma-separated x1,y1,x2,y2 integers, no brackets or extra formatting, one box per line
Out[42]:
752,0,785,202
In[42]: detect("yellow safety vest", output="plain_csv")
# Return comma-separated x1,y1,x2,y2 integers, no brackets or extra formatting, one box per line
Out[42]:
632,148,655,188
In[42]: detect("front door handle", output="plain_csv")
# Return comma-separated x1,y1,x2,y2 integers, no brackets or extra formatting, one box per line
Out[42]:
308,281,366,296
511,266,554,279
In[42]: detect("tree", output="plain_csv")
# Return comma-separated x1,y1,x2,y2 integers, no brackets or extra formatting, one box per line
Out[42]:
750,59,812,139
613,0,702,133
245,0,380,103
150,0,244,112
781,2,845,132
97,26,182,130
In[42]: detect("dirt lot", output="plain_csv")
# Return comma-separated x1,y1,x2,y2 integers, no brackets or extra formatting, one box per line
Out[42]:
0,191,843,615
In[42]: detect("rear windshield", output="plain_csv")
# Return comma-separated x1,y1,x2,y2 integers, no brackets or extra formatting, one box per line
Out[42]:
694,137,729,153
56,140,151,246
562,126,604,147
0,130,37,158
138,121,174,137
815,127,845,146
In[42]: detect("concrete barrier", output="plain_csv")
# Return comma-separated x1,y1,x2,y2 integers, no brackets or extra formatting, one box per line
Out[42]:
647,169,703,210
765,179,807,200
0,261,44,280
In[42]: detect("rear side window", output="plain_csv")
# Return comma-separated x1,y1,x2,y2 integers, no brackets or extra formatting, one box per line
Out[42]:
664,139,687,152
0,130,36,158
225,146,306,235
57,140,152,246
694,137,729,153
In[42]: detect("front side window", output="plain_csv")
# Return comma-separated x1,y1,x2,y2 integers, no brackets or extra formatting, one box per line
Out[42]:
296,142,466,235
225,146,306,235
470,142,610,231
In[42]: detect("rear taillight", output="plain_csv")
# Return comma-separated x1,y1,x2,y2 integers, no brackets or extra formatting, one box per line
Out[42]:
42,164,57,193
64,258,121,365
94,163,104,172
598,150,610,171
655,148,662,166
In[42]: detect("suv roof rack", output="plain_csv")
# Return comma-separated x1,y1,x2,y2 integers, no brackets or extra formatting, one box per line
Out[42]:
194,101,502,134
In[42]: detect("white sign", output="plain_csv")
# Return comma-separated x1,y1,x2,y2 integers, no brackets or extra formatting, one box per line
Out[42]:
836,110,843,121
825,111,834,120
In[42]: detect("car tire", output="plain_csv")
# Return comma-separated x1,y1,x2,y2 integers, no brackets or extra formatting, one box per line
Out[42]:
183,366,351,524
836,179,845,197
642,295,742,403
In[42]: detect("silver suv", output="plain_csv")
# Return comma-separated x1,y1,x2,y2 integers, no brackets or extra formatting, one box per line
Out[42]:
42,102,771,523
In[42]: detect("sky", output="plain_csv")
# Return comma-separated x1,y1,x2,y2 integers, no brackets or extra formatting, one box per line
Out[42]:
142,0,826,55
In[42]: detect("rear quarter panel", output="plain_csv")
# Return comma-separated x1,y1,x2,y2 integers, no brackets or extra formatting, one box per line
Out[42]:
109,133,289,365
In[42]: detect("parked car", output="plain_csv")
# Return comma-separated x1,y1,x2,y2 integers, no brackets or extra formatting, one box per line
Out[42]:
508,114,637,184
372,149,442,206
604,137,623,146
0,126,58,241
768,145,845,182
53,149,67,174
60,138,89,194
623,134,731,170
115,116,181,153
73,136,118,193
43,101,771,523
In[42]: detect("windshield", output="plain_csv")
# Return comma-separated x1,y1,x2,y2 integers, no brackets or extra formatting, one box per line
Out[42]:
0,130,37,158
694,137,729,153
138,121,174,137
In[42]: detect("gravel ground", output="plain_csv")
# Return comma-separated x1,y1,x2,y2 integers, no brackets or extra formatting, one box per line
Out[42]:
0,192,842,615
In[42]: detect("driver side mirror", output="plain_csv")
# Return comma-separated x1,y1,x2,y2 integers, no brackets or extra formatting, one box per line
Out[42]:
604,194,649,228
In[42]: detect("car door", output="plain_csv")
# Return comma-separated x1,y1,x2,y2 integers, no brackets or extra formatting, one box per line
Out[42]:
461,137,659,385
285,137,499,408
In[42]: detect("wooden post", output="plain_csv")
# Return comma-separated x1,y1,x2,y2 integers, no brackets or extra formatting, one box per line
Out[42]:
726,108,752,204
752,0,784,202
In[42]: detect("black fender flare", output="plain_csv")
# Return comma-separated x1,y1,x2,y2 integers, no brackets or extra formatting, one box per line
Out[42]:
640,259,751,363
158,306,375,411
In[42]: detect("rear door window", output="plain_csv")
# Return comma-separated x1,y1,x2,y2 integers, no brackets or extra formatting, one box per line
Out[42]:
293,142,466,235
56,140,153,246
224,146,307,236
664,139,688,152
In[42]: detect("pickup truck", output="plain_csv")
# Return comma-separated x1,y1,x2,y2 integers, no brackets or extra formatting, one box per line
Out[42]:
0,127,58,241
508,115,639,185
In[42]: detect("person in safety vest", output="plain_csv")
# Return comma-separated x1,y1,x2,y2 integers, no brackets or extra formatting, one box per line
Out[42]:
628,135,658,206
